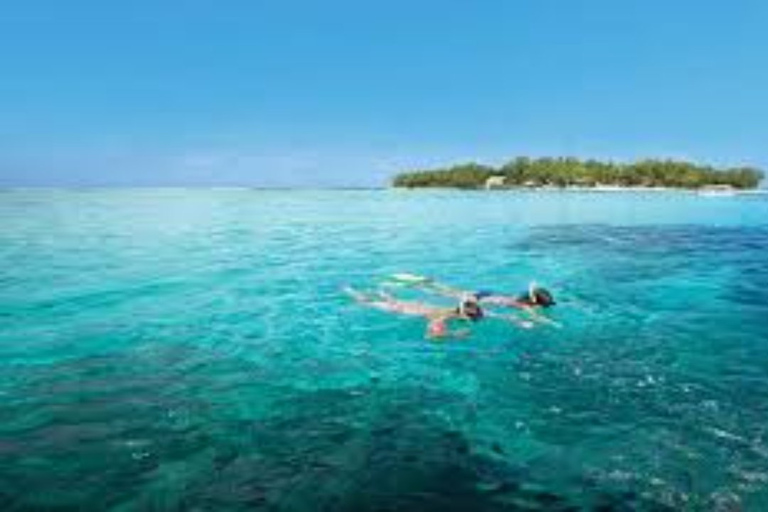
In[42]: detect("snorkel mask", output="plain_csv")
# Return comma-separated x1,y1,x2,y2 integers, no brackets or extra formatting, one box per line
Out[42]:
529,282,556,307
458,295,484,321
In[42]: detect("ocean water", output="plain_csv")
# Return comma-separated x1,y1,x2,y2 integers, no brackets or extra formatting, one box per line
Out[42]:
1,189,767,511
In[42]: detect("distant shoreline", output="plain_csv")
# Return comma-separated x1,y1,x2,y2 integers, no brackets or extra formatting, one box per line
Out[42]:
392,157,765,191
390,184,767,193
390,185,768,196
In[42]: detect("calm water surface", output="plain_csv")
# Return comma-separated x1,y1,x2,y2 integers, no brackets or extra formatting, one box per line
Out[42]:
1,189,767,511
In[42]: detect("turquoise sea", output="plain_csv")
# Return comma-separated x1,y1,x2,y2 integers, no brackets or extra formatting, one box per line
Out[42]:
1,189,767,511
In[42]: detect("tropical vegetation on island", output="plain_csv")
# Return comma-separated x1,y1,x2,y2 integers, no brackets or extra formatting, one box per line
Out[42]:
392,157,764,190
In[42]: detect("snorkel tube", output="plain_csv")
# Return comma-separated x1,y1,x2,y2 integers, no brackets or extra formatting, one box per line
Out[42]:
528,281,537,304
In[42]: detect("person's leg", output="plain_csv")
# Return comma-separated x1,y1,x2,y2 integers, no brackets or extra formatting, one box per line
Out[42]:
422,281,464,299
343,286,374,304
345,286,402,314
376,289,397,302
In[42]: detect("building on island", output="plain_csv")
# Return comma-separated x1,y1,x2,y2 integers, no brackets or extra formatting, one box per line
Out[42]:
698,184,737,197
484,176,506,189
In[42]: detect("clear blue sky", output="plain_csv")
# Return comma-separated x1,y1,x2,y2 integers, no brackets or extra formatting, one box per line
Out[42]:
1,0,766,186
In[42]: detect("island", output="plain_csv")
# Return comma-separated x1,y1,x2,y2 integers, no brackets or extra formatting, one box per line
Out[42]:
392,157,764,190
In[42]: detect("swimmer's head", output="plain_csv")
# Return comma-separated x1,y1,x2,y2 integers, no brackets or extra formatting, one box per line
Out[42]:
517,284,556,308
530,287,556,307
458,296,484,321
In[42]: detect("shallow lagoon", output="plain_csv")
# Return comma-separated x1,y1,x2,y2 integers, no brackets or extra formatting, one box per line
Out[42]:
1,189,767,510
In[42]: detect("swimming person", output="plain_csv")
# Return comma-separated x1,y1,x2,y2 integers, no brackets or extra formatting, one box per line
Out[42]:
343,287,483,339
396,277,560,328
477,282,556,309
477,283,560,328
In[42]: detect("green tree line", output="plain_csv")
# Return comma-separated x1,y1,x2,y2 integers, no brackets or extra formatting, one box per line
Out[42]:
392,157,764,190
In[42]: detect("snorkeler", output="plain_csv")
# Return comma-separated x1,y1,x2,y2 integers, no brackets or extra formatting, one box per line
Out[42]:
392,277,560,328
343,286,484,339
476,283,560,328
476,282,556,308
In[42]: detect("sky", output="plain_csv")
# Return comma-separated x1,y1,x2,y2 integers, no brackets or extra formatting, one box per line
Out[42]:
1,0,767,187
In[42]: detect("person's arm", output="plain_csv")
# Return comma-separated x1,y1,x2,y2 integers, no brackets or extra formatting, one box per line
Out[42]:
417,280,465,300
520,306,562,328
484,310,536,329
